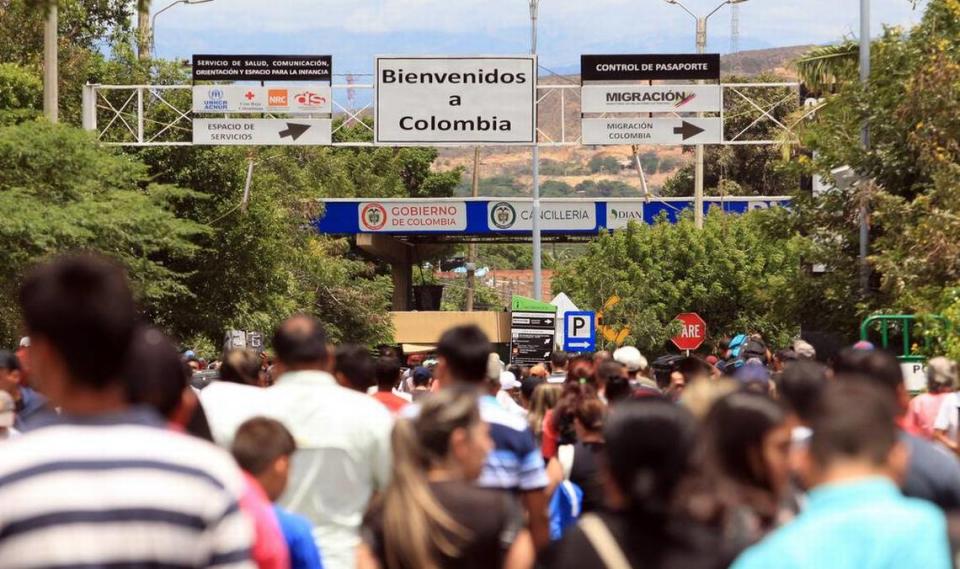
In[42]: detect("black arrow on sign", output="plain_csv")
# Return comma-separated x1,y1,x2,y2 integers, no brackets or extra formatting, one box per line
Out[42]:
279,123,311,141
673,120,705,141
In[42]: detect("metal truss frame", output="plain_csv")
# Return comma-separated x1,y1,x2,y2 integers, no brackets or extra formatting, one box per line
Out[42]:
83,80,799,147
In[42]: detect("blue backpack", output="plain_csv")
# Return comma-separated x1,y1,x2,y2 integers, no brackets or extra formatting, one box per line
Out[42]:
548,445,583,540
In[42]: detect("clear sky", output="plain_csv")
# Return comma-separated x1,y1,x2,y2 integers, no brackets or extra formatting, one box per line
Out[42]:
153,0,926,75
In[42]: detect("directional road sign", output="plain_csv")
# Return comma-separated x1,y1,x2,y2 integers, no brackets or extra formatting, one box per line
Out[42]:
564,311,596,353
582,117,722,146
581,84,721,114
672,312,707,351
192,119,332,146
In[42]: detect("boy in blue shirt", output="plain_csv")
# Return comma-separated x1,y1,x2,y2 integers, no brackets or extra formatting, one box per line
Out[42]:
234,417,325,569
733,380,950,569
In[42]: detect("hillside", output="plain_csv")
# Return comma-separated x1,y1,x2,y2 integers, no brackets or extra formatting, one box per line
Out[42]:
435,44,812,197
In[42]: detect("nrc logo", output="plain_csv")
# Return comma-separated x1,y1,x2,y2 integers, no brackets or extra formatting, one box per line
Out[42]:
268,89,288,106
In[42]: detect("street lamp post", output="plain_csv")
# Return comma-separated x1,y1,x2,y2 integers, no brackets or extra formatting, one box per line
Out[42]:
529,0,543,300
664,0,747,229
149,0,214,56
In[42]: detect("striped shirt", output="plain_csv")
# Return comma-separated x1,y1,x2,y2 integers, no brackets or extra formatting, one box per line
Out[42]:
477,395,548,492
0,408,255,569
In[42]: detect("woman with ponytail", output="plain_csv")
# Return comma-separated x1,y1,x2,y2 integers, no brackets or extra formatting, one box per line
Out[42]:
358,386,535,569
547,398,730,569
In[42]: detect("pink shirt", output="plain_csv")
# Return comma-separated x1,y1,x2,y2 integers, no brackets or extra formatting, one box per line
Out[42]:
904,392,950,440
241,472,291,569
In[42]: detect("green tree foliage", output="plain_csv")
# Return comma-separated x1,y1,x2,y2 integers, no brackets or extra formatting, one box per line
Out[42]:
0,64,42,125
660,74,799,197
796,0,960,325
0,121,204,345
588,155,622,175
134,144,395,346
552,209,807,354
440,280,506,312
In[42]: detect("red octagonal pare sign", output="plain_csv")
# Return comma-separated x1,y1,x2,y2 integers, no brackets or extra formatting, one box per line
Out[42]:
672,312,707,351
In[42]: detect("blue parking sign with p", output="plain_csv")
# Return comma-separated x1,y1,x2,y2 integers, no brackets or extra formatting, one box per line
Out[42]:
564,311,596,353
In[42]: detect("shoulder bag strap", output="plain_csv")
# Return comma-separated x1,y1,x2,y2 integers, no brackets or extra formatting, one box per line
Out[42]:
578,514,632,569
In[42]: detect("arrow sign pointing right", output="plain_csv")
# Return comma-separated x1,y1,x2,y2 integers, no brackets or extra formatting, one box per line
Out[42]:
279,123,311,141
673,120,705,141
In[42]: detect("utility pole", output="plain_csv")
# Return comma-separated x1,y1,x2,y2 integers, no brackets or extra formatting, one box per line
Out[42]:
529,0,543,300
466,147,480,311
859,0,871,295
43,0,58,123
665,0,747,229
694,16,706,229
138,7,151,61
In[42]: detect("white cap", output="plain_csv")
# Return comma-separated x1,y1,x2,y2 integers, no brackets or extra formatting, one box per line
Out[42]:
613,346,647,372
18,337,30,348
793,339,816,360
500,371,521,391
0,392,14,428
486,353,503,382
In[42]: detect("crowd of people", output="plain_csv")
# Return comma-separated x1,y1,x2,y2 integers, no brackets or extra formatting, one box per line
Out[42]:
2,253,960,568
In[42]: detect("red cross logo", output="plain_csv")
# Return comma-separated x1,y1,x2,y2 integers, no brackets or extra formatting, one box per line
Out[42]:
244,91,255,101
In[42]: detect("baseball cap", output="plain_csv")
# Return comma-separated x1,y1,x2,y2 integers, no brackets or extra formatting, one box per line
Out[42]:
613,346,647,373
928,357,958,390
793,340,817,360
412,366,432,383
0,391,15,428
500,371,521,391
735,359,771,385
851,340,875,351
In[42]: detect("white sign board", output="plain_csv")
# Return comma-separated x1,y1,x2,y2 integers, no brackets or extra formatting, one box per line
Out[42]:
192,85,332,114
488,200,596,231
192,119,332,145
358,201,467,232
605,201,645,229
901,362,927,393
375,56,536,145
581,84,721,114
582,117,722,145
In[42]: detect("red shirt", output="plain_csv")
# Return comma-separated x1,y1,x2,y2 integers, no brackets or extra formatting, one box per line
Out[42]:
372,391,409,415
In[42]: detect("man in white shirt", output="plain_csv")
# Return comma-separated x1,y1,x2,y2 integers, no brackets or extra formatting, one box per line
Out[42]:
266,315,393,569
934,388,960,454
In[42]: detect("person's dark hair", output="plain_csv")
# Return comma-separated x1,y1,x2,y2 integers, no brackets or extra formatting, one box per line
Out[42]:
604,399,697,522
436,325,492,384
0,351,20,372
810,379,898,467
334,344,375,392
520,375,544,402
778,360,827,423
575,397,606,432
550,351,569,370
832,348,902,395
19,254,136,389
220,349,261,386
566,356,594,385
375,357,402,390
775,349,798,364
123,326,190,419
552,383,598,445
699,392,785,491
272,315,329,367
677,356,712,382
597,360,632,403
232,416,297,475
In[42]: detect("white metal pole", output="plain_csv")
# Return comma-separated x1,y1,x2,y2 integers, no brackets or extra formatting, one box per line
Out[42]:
694,16,706,229
530,0,543,300
43,1,58,123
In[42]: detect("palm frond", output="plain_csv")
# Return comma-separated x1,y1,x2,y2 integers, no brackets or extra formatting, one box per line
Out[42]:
795,41,860,91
